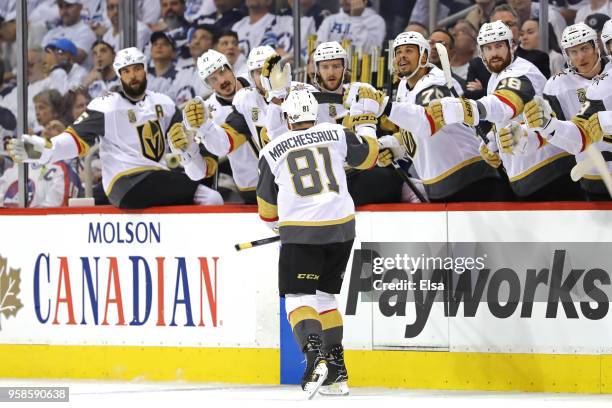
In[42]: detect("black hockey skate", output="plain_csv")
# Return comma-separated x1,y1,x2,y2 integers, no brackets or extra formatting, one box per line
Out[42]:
319,344,349,396
301,334,328,399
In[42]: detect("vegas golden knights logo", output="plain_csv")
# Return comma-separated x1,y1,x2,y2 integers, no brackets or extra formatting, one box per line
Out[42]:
137,120,165,162
329,104,337,117
399,129,417,158
576,88,586,104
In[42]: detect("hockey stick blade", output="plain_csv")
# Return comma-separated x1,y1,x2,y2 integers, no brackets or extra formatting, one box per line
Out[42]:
435,42,490,145
435,43,457,97
235,235,281,251
586,145,612,198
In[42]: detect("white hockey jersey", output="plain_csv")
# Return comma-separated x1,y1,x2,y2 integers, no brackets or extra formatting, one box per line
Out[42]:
316,8,386,53
232,13,315,58
0,161,82,208
388,66,499,199
483,57,573,196
257,122,378,244
65,90,180,205
202,77,259,191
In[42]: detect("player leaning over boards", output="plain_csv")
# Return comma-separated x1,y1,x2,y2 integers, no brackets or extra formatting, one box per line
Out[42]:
509,22,612,201
180,49,257,203
171,46,315,203
309,41,405,204
8,47,222,208
372,31,510,202
256,89,379,398
428,21,583,201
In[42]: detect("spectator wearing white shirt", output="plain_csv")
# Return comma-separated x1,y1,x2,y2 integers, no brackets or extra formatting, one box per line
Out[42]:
576,0,611,23
40,0,96,65
172,24,216,107
102,0,151,51
316,0,386,53
231,0,315,58
215,29,248,79
450,20,477,81
147,31,179,96
43,38,87,91
83,40,120,99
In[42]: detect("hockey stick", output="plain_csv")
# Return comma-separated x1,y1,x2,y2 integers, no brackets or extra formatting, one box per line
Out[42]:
435,43,491,145
234,235,280,251
570,145,612,198
390,160,429,203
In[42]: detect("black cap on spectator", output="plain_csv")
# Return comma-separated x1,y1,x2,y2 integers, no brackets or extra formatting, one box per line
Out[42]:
585,13,610,32
150,31,177,49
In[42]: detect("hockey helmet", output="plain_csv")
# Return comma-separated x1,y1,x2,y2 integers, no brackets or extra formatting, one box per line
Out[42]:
282,89,318,124
601,19,612,56
197,49,230,82
113,47,147,77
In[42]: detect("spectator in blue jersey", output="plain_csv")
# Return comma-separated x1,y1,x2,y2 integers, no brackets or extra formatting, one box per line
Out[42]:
147,31,179,96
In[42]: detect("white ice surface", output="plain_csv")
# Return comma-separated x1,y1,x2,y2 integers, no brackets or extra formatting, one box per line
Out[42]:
0,379,611,408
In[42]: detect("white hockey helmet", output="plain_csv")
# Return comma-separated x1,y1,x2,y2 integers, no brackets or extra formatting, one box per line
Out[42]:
282,89,318,125
392,31,430,81
561,23,598,53
197,49,230,82
393,31,430,56
313,41,348,69
247,45,276,71
113,47,147,77
601,19,612,56
477,21,513,48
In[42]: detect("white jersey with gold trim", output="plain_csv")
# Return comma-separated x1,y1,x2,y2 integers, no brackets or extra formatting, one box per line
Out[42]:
483,57,573,195
67,90,180,196
203,89,260,191
388,66,497,199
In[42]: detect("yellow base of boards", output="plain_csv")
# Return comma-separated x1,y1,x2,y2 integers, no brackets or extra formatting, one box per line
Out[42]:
1,345,611,393
0,344,279,384
346,350,612,393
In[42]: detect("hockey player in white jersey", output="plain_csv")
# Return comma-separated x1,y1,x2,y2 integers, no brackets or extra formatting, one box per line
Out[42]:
8,47,222,209
257,89,379,398
499,23,610,200
171,46,278,203
373,31,509,202
197,49,257,203
430,21,583,201
517,23,612,200
308,41,404,204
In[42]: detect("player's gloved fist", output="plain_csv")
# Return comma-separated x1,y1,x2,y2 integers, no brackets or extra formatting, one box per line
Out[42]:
586,112,604,144
182,97,206,130
169,123,199,163
377,133,406,167
498,122,527,155
524,96,555,133
433,97,479,127
426,99,446,134
7,134,53,164
479,140,502,168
